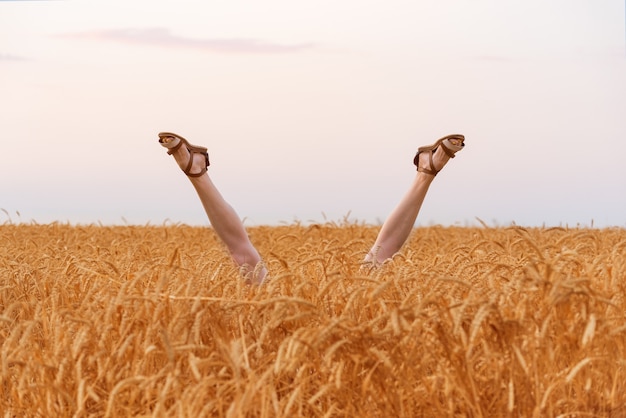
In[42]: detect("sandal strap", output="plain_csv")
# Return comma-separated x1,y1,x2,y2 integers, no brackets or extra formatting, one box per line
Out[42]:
184,150,195,174
431,141,454,158
439,140,456,159
439,134,465,159
416,150,439,176
185,150,208,177
417,166,438,176
166,138,184,155
187,169,207,177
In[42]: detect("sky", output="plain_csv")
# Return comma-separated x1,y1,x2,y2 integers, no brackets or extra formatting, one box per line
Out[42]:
1,0,625,228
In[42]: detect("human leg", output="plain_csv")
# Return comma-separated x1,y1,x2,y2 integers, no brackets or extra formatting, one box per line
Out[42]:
364,134,465,265
158,132,267,284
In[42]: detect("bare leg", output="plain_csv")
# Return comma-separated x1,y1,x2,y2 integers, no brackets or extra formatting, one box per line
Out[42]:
364,136,465,265
160,134,267,284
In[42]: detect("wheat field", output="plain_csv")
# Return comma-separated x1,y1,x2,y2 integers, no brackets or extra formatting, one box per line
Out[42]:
1,222,625,417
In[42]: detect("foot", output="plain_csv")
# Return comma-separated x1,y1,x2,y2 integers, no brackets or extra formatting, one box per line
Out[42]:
415,136,465,176
158,133,209,177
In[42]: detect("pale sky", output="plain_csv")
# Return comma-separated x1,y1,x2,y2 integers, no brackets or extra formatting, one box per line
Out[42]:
2,0,625,228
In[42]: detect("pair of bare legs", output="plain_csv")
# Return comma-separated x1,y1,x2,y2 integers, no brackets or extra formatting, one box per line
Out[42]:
159,132,465,284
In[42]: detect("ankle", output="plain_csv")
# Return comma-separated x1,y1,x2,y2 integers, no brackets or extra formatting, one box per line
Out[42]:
415,170,436,183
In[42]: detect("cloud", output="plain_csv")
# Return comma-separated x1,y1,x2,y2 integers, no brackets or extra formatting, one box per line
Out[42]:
57,28,315,54
0,52,28,61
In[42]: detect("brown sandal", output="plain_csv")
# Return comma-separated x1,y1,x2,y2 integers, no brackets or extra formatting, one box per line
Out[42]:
158,132,210,177
413,134,465,176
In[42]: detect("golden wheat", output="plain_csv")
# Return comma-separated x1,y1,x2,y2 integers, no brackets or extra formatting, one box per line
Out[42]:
1,222,625,417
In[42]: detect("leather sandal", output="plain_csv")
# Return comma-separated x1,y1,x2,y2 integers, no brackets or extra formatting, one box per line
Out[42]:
158,132,210,177
413,134,465,176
